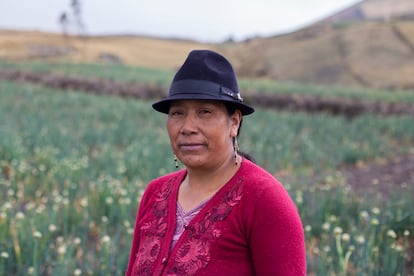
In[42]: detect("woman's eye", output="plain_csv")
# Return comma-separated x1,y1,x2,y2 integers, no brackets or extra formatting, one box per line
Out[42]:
169,110,184,117
199,109,212,115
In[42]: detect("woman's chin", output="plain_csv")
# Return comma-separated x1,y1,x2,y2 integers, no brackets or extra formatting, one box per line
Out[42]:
179,156,207,169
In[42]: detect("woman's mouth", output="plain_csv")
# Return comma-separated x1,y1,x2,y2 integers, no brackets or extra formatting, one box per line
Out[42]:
179,143,205,151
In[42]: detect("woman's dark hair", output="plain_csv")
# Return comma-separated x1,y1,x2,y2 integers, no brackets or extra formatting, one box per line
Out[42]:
225,104,256,163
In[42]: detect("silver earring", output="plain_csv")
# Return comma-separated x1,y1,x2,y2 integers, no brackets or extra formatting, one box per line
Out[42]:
174,154,179,168
234,137,239,165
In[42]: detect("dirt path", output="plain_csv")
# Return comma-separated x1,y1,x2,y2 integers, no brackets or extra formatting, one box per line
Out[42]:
343,152,414,198
1,68,414,117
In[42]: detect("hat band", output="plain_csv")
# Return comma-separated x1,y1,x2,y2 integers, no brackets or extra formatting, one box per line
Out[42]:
169,80,244,102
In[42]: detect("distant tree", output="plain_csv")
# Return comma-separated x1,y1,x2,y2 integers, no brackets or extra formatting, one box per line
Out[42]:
59,12,69,36
58,0,86,36
57,0,88,59
71,0,85,35
224,35,235,43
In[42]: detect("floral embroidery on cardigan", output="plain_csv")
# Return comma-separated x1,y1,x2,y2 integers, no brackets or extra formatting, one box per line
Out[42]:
168,177,245,275
132,177,174,275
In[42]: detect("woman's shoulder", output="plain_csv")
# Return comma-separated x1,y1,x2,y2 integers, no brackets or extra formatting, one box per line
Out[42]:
240,159,281,187
239,159,301,223
238,159,293,202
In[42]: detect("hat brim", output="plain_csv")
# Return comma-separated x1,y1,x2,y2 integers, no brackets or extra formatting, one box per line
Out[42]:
152,94,254,115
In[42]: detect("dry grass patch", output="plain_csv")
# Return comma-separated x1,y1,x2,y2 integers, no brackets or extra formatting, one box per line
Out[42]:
0,30,213,69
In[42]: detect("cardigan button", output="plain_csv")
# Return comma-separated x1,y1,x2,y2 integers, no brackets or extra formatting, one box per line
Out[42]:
161,257,167,264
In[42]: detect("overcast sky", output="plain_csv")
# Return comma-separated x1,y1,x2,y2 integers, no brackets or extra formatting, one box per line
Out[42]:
0,0,362,42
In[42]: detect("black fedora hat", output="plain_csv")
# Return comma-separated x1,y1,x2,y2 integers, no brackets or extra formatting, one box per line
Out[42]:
152,49,254,115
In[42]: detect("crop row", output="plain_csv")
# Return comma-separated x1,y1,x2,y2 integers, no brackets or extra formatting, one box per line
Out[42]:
0,81,413,275
1,59,414,103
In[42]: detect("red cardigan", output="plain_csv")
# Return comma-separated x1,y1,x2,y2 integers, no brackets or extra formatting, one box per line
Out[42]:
126,158,306,275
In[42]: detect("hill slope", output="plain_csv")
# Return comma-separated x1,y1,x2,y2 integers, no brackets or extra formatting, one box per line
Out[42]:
218,0,414,89
319,0,414,23
1,0,413,90
220,20,414,89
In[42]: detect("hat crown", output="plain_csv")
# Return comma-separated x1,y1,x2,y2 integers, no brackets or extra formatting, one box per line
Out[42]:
172,50,239,93
152,49,254,115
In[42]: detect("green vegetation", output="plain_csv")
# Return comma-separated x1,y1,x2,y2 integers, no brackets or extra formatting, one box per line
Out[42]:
0,80,413,275
0,59,174,87
2,59,414,103
239,78,414,103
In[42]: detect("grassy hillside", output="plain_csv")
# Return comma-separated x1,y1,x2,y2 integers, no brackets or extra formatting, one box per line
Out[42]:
0,29,214,69
1,0,414,89
222,20,414,89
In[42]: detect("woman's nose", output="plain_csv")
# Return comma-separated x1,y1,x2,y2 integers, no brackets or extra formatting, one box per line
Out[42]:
180,113,198,134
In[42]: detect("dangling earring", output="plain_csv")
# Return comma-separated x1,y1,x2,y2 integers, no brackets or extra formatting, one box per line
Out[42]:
174,154,179,168
233,137,239,165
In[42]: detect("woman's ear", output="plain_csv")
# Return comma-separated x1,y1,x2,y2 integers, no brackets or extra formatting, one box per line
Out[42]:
230,110,242,137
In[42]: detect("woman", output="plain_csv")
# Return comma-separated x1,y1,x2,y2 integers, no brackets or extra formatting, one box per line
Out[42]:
126,50,306,275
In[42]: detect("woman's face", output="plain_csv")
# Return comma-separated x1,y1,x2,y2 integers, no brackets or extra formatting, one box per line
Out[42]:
167,100,241,170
